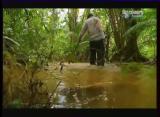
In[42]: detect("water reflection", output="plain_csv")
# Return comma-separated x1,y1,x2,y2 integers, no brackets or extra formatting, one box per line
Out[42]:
49,64,156,108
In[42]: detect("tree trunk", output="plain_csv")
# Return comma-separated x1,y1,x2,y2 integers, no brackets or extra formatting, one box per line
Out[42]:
108,9,125,51
109,9,148,62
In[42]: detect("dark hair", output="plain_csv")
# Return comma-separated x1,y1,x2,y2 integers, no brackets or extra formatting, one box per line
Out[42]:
87,13,94,19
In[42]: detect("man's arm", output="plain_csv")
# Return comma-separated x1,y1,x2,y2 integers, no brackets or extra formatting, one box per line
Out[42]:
78,22,88,42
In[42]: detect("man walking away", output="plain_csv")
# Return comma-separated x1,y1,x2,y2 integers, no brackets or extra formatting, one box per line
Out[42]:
78,13,105,66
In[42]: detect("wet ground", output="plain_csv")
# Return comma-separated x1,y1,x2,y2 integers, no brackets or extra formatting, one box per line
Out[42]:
45,63,156,108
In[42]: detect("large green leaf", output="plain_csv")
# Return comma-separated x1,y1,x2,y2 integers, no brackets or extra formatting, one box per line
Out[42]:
124,19,156,37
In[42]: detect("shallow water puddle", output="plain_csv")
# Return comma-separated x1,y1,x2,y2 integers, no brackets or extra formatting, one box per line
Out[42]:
48,63,156,108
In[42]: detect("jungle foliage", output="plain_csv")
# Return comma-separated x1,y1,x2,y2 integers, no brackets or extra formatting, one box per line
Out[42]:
3,8,157,108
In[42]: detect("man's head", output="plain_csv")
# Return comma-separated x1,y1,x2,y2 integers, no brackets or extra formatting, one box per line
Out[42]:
87,13,94,19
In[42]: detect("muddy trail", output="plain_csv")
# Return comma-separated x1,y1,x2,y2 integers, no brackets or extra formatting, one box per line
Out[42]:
42,63,156,108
